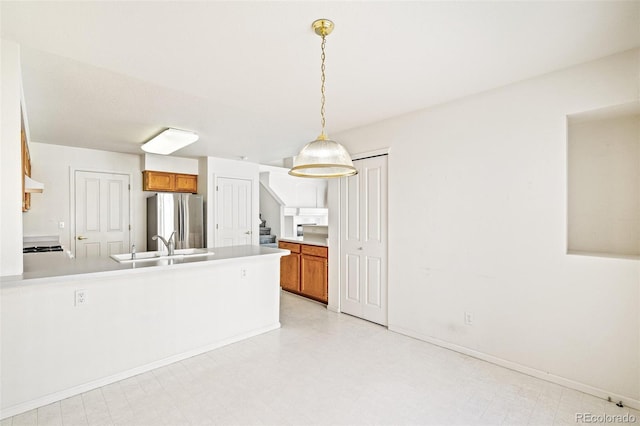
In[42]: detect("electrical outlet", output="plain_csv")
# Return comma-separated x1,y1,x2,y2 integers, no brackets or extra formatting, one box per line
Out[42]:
75,289,87,306
464,311,474,325
240,268,248,279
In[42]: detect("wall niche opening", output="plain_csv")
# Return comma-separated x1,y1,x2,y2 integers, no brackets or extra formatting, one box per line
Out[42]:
567,102,640,259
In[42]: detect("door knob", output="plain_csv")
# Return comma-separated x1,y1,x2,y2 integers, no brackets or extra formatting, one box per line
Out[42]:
77,236,88,240
245,231,251,235
358,247,363,250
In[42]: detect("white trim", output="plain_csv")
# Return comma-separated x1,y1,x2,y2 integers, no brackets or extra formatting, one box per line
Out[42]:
327,178,341,312
389,324,640,411
351,147,390,161
0,322,281,420
336,154,389,326
258,176,285,206
326,304,340,313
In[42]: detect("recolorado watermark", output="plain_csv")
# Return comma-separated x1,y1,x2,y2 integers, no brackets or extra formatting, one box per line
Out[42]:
576,412,637,423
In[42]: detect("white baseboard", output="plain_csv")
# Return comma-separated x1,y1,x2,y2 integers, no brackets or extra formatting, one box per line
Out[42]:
0,322,281,420
389,324,640,411
327,303,340,313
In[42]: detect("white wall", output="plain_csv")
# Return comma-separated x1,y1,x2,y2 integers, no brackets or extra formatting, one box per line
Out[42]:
568,112,640,257
23,143,147,252
259,165,327,208
0,40,24,276
197,157,210,244
259,185,282,239
333,49,640,404
142,153,198,175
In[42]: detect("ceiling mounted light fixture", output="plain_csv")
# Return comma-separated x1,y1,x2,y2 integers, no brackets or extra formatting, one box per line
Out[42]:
289,19,357,178
141,128,199,155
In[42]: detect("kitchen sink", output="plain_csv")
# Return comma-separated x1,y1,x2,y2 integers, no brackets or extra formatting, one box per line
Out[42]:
110,248,214,263
174,248,210,256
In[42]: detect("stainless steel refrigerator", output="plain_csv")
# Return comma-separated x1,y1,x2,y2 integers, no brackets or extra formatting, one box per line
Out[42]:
147,193,204,251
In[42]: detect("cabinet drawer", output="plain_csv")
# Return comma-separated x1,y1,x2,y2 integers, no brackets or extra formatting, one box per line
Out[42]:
301,244,327,258
278,241,301,253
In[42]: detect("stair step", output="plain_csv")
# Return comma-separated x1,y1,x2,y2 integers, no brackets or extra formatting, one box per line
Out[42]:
259,235,276,244
259,227,271,235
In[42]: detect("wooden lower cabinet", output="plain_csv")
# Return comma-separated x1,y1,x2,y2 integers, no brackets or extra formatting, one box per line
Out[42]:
279,241,301,292
278,241,328,303
280,252,300,292
300,254,327,302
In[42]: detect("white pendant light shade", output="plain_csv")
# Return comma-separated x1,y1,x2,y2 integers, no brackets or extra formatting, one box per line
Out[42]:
289,19,357,179
289,137,357,178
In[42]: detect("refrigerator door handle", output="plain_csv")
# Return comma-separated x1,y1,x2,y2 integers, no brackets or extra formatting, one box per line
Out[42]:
179,196,185,245
181,196,188,245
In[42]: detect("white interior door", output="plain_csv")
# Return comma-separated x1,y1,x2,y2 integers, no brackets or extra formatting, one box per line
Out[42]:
340,155,388,325
216,177,252,247
75,170,130,258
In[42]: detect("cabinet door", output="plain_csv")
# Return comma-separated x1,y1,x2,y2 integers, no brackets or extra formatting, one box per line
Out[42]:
175,174,198,193
280,253,300,292
300,254,328,303
143,171,174,191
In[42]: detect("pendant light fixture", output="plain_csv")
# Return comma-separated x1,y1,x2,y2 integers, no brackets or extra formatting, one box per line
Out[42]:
289,19,357,178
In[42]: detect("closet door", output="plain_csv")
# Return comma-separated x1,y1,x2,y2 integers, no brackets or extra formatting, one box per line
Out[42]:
340,155,388,325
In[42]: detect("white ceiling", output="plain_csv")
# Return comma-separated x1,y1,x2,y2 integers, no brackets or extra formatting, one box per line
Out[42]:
2,1,639,164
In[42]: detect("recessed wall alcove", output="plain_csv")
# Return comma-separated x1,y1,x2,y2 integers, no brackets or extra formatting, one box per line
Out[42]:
567,102,640,259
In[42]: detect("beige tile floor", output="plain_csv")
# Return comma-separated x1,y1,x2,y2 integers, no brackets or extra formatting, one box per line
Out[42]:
2,291,639,426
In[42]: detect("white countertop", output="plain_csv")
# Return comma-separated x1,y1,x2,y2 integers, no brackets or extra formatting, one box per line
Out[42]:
1,245,289,286
278,237,328,247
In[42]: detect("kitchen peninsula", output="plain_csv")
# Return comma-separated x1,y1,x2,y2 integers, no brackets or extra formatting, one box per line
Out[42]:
1,245,288,418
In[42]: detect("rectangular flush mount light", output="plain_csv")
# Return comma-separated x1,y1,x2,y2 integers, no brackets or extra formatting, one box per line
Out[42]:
141,128,199,155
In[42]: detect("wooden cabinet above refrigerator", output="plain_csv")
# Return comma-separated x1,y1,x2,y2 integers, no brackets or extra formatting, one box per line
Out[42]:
142,170,198,193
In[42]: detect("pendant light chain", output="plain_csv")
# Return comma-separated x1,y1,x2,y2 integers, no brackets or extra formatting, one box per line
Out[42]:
288,19,357,178
320,34,327,138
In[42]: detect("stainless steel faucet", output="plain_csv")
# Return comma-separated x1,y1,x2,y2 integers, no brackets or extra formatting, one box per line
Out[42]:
152,231,176,256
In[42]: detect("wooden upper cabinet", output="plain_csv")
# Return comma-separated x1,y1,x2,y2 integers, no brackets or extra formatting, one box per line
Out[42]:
143,170,197,193
175,174,198,193
143,170,173,191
